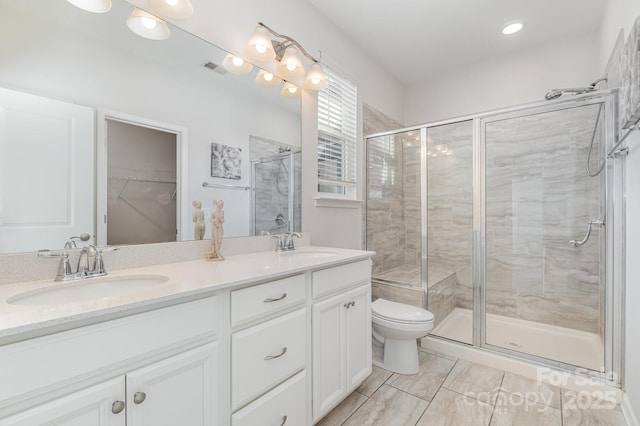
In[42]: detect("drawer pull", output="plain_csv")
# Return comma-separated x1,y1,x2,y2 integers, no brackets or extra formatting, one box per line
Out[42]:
263,293,287,303
264,346,288,360
112,400,125,414
133,392,147,404
344,301,355,309
279,415,288,426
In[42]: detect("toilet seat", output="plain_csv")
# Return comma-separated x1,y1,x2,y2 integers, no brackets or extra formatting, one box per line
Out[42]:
372,298,434,325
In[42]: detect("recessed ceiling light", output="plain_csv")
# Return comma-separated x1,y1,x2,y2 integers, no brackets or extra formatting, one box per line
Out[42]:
502,21,524,35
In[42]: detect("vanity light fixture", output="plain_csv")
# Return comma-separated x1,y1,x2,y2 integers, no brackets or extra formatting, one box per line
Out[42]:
147,0,194,19
66,0,112,13
244,22,328,90
256,69,283,88
127,8,171,40
280,82,301,99
222,53,253,75
502,21,524,35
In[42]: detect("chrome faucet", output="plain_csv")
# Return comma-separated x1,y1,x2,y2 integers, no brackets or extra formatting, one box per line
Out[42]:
272,232,302,252
38,244,116,281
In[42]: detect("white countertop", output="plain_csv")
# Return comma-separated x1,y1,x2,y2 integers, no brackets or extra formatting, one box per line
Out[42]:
0,247,374,345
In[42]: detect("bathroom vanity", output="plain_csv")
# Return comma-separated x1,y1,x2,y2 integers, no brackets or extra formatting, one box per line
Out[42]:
0,247,373,425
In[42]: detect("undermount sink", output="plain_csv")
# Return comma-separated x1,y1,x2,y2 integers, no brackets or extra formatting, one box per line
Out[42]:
278,250,339,260
7,275,169,306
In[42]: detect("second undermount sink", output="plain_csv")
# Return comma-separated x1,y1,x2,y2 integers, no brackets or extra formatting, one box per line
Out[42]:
7,275,169,306
278,250,339,260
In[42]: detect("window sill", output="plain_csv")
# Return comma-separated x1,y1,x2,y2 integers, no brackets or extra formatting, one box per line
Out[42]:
314,196,363,209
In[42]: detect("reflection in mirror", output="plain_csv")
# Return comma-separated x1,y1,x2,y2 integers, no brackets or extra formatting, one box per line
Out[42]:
0,0,301,255
250,137,302,236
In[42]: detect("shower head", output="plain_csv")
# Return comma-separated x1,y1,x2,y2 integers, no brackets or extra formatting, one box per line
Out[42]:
544,77,608,101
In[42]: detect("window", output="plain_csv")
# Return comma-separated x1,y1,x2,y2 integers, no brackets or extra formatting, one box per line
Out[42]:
317,67,357,196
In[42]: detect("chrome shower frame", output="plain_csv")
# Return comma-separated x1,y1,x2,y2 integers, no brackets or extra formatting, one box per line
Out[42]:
364,89,625,387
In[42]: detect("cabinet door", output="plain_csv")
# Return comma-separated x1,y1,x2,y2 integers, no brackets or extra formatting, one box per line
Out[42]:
312,293,347,421
2,377,125,426
346,284,372,390
126,342,218,426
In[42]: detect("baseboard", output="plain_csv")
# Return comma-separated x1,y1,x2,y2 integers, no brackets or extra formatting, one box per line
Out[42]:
623,393,640,426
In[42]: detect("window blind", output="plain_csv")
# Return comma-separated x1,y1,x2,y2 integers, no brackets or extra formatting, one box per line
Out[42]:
317,66,357,195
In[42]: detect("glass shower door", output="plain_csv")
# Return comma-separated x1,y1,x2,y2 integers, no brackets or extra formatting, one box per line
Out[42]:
483,102,607,371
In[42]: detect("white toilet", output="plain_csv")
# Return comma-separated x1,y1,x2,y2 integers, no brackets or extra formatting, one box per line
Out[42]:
371,298,434,375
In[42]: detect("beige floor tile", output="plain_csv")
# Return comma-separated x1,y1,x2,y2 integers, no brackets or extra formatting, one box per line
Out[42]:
386,352,456,401
416,388,493,426
343,385,428,426
316,391,368,426
417,346,459,362
357,365,393,397
500,372,561,409
561,389,625,426
442,360,505,405
490,390,561,426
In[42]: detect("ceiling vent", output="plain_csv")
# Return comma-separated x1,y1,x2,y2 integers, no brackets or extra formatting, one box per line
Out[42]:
203,61,226,74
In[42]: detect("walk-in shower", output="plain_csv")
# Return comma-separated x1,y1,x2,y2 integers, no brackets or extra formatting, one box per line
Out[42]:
365,90,625,384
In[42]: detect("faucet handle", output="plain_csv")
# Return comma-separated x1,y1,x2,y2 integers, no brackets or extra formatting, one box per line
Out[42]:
284,232,303,250
271,234,285,252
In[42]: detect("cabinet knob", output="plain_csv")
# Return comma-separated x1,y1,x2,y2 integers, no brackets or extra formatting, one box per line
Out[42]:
279,415,288,426
263,293,287,303
133,392,147,405
264,347,288,360
111,400,125,414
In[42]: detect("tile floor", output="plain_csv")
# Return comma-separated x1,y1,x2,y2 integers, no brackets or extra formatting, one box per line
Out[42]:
318,347,626,426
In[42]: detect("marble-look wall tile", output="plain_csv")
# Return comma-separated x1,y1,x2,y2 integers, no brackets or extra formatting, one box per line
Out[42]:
485,105,603,332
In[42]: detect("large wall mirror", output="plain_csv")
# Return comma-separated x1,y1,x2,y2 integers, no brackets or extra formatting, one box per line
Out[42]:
0,0,302,254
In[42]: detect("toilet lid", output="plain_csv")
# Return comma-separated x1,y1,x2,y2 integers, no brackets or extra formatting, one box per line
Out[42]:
372,298,434,324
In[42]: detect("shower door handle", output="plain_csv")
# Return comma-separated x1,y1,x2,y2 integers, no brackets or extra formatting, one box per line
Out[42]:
569,220,605,248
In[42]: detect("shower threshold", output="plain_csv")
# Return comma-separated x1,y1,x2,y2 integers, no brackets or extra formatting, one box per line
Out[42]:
431,308,604,371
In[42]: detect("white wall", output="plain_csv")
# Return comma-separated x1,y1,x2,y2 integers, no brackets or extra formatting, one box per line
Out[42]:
404,33,601,124
600,0,640,422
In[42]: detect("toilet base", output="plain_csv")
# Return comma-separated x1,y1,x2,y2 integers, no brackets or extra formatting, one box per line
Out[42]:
378,337,420,375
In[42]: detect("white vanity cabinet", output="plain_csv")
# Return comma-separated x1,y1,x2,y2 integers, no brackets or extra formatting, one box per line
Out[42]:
0,297,220,425
230,274,309,425
311,261,372,423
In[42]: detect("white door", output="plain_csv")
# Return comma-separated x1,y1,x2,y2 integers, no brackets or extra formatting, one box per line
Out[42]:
346,284,372,390
0,87,94,253
2,377,125,426
312,293,347,421
126,343,218,426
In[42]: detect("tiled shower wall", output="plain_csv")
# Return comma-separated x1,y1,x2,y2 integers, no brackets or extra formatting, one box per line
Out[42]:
484,104,604,333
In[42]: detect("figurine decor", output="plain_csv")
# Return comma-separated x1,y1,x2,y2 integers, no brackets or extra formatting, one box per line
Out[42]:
192,200,205,240
206,199,225,261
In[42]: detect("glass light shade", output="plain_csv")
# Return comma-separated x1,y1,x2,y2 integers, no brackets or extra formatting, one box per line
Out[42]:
66,0,112,13
255,69,283,88
148,0,194,19
280,82,301,99
244,26,276,61
127,8,170,40
303,62,328,90
222,53,253,75
277,46,305,77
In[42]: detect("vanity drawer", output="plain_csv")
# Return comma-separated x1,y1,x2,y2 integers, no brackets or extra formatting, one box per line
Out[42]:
312,260,371,299
232,308,306,410
0,297,218,404
231,274,306,327
232,370,307,426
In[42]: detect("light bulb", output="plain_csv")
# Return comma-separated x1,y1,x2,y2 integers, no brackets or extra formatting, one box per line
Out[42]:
311,78,320,85
264,73,274,82
164,0,178,5
255,44,267,54
232,56,244,67
502,21,524,35
286,64,296,72
288,86,298,94
141,16,157,29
